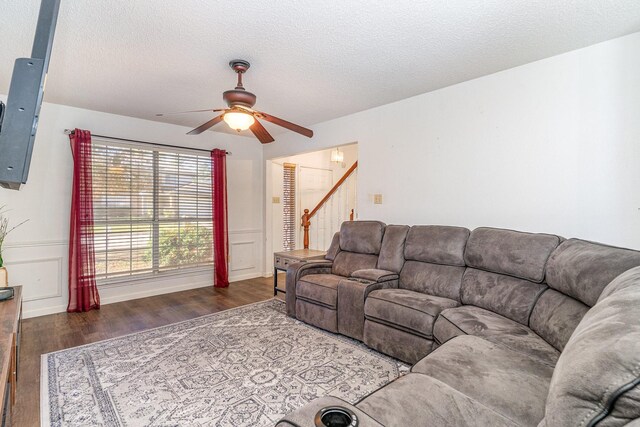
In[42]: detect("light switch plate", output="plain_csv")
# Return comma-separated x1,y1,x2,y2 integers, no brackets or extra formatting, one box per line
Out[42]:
373,194,383,204
272,196,281,204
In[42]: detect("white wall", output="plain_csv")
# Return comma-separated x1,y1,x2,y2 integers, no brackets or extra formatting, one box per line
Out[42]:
4,31,640,318
264,32,640,250
0,98,265,318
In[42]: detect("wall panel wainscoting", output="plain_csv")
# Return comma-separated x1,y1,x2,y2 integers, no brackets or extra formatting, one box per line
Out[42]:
3,228,265,318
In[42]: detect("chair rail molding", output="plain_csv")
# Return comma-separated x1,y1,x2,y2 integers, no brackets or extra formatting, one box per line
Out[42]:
3,239,67,249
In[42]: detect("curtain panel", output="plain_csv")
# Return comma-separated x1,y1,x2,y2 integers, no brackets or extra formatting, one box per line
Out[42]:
211,149,229,287
68,129,100,312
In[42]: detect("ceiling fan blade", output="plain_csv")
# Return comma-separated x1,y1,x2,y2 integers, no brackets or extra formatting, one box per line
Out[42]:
256,111,313,138
156,108,225,117
250,119,275,144
187,115,224,135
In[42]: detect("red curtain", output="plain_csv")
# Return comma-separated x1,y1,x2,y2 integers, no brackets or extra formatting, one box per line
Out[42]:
68,129,100,312
211,149,229,287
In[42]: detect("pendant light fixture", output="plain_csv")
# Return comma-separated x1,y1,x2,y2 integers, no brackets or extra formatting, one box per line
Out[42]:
331,148,344,164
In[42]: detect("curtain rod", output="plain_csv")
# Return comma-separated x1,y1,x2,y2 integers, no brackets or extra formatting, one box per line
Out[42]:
63,129,231,155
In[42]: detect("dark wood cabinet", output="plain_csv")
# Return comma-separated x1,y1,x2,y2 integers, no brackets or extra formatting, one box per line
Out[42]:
0,286,22,427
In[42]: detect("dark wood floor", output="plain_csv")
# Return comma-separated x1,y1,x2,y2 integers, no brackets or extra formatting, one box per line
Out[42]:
14,274,285,427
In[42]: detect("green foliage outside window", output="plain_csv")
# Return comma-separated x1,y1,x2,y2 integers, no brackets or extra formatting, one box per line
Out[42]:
143,224,212,267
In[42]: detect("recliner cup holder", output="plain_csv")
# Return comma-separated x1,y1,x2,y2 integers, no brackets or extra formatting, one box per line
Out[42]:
314,406,358,427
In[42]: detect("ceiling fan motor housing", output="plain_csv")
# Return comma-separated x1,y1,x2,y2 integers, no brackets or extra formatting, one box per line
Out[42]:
223,89,257,108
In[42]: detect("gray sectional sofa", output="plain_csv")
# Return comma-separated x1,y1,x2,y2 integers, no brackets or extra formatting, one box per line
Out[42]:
279,221,640,426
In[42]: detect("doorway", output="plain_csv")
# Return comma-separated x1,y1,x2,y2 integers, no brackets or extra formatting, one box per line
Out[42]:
265,143,358,274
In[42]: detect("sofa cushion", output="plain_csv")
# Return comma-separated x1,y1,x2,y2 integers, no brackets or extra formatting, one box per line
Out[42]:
464,227,561,283
286,260,333,318
529,289,589,351
365,289,459,339
356,374,518,427
545,238,640,307
433,305,560,366
297,274,344,308
404,225,470,266
541,266,640,427
377,224,410,273
399,261,466,301
339,220,385,254
460,268,547,325
332,251,378,277
412,335,554,426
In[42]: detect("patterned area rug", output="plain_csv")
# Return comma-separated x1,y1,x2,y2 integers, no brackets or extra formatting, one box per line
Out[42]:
42,299,406,426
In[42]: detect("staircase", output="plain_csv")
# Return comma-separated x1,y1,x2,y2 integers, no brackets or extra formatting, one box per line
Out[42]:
301,161,358,250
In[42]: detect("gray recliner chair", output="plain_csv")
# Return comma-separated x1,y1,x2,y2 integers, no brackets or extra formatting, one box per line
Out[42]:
363,225,470,363
285,221,388,335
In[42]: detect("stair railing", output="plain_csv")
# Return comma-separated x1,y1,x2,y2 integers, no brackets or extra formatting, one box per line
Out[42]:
302,160,358,249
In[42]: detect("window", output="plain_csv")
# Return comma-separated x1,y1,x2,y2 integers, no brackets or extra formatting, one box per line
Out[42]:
282,163,296,251
91,140,213,281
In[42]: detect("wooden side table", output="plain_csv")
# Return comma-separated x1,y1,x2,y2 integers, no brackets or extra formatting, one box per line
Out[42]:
0,286,21,426
273,249,326,296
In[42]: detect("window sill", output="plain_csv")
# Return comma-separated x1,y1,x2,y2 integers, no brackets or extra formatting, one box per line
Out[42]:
97,266,214,288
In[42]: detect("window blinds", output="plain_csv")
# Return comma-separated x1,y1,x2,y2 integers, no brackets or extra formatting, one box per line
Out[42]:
282,163,296,251
91,140,213,281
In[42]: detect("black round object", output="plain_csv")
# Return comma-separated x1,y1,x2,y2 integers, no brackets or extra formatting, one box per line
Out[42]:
314,406,358,427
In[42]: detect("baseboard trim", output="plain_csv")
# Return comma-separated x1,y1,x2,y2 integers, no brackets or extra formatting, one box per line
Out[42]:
98,280,213,306
23,272,265,319
23,304,69,319
229,272,263,282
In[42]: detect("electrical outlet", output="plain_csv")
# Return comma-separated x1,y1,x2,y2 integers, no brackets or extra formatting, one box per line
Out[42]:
272,196,281,204
373,194,383,204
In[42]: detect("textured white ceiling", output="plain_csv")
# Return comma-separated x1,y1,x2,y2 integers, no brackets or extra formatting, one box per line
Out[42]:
1,0,640,136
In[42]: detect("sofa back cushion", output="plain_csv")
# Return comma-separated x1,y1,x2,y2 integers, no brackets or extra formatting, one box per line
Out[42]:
541,266,640,426
528,289,588,351
404,225,469,266
545,238,640,307
332,251,379,277
332,221,385,277
531,239,640,351
464,228,561,283
460,228,561,325
377,225,410,273
399,261,466,301
460,269,547,325
339,221,385,254
398,226,470,301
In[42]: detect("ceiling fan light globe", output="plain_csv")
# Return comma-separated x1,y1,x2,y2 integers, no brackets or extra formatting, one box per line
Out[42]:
223,111,255,131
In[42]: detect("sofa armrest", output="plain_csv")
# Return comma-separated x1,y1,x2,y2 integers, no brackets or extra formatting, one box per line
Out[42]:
285,260,333,318
338,277,399,341
351,268,399,282
276,396,383,427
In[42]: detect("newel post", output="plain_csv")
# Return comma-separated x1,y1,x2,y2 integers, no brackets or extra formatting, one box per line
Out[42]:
302,209,310,249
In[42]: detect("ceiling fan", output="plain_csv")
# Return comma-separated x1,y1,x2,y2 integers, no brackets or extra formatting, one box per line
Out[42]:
157,60,313,144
